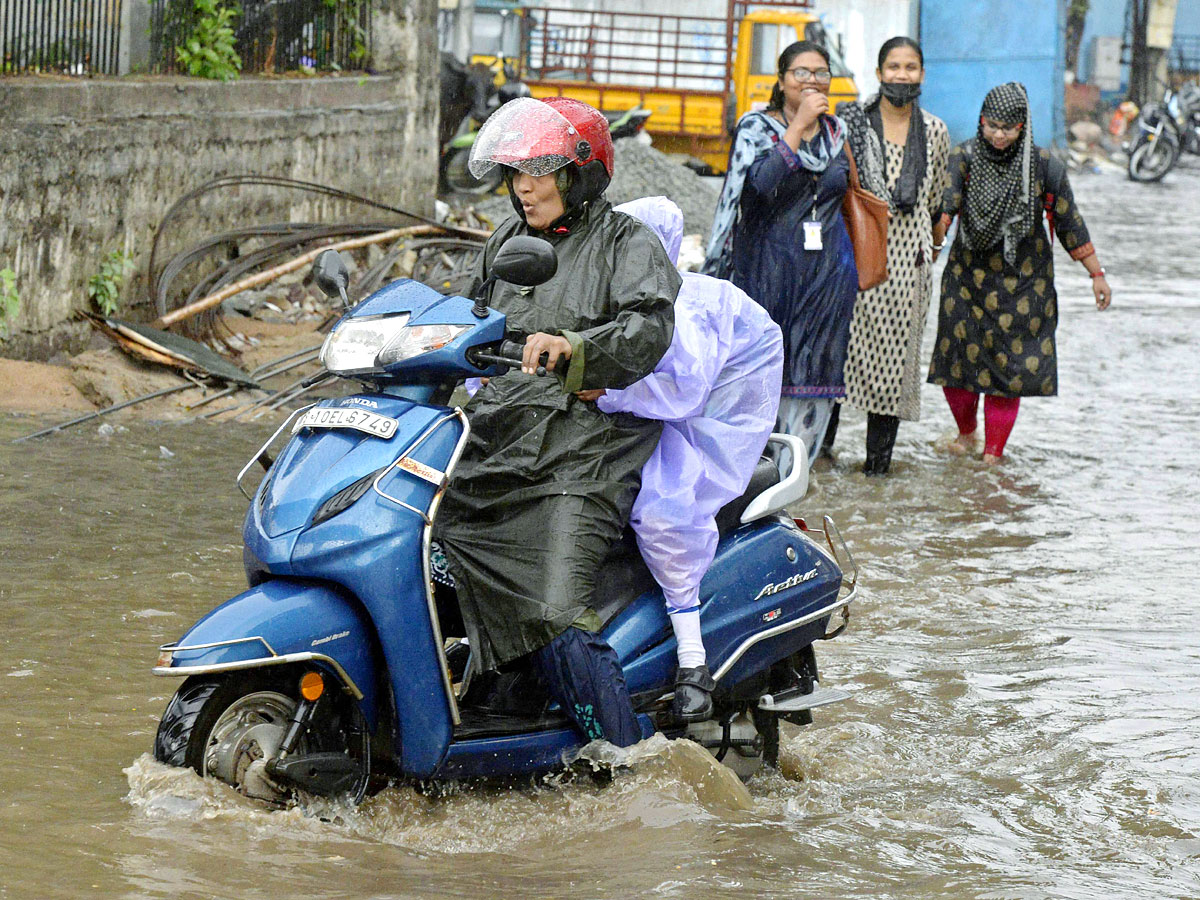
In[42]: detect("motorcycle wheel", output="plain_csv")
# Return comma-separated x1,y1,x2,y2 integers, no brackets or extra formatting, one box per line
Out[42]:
1128,134,1179,182
441,147,504,196
154,672,369,803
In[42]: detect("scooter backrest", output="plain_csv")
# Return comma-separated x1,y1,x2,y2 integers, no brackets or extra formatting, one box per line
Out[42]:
739,433,809,524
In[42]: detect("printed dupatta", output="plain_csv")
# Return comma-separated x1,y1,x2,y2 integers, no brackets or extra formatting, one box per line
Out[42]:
702,111,846,279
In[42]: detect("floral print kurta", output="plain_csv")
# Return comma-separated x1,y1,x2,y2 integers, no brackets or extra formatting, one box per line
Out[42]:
928,142,1094,397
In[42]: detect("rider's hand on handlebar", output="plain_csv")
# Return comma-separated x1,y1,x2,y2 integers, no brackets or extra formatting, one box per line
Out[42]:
523,333,572,374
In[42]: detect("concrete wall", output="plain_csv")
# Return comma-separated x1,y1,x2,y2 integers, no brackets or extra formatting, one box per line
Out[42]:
0,0,439,360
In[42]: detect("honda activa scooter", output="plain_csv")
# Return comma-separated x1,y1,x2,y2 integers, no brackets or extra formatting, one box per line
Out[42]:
151,238,858,802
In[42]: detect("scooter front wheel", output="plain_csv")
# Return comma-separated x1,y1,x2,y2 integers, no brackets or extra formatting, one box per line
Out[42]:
154,671,369,804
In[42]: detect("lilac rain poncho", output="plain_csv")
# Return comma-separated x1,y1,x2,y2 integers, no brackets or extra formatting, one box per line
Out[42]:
603,197,784,615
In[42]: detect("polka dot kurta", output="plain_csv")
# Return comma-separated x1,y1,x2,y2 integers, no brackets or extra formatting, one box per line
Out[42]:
928,144,1094,397
843,111,950,420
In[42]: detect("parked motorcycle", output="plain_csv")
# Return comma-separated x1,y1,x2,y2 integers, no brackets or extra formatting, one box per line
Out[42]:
439,60,533,196
1126,83,1200,182
151,238,857,801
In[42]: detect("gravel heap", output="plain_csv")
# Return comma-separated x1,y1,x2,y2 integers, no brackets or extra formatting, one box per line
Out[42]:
610,138,721,240
459,137,722,243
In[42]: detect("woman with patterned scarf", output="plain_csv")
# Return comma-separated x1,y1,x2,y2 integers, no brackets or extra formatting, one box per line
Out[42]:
928,82,1112,464
833,37,951,475
702,40,858,473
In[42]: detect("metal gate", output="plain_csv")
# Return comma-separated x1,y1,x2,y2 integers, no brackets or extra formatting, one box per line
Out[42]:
0,0,124,75
149,0,373,75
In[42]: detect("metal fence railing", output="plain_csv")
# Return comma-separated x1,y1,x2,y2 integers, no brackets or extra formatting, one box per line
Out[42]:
1,0,124,75
150,0,372,75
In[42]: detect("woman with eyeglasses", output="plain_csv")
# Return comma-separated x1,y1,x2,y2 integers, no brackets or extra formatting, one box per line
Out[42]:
832,36,951,475
928,82,1111,464
703,40,858,472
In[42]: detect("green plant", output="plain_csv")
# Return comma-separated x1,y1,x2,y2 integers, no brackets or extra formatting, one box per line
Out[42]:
88,251,135,317
175,0,242,81
0,268,19,338
323,0,369,66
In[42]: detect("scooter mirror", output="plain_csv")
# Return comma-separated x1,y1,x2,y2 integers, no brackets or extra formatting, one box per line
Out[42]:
490,236,558,287
312,249,350,301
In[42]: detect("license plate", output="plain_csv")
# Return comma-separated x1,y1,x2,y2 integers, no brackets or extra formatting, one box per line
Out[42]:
294,406,399,439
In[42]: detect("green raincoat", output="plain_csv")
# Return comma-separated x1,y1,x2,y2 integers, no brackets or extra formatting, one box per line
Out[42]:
436,199,679,671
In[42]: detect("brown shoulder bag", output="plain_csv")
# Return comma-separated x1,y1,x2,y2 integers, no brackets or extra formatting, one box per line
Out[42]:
841,143,891,291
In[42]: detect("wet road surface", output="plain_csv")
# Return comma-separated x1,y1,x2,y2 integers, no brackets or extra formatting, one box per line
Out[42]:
1,159,1198,899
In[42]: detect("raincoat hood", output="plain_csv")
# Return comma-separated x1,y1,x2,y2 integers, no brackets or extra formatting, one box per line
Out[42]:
615,196,683,266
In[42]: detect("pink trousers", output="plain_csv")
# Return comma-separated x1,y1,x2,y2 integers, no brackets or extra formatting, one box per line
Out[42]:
942,387,1021,457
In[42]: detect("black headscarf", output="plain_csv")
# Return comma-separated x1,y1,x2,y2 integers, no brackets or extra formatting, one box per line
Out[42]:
962,82,1038,264
868,93,926,214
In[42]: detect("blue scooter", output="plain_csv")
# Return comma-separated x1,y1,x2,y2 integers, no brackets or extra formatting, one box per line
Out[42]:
152,238,858,801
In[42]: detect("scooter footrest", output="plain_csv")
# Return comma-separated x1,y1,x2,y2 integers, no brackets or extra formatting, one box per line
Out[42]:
758,684,850,713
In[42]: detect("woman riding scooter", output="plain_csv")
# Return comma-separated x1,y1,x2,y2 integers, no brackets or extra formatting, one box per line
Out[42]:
434,98,679,747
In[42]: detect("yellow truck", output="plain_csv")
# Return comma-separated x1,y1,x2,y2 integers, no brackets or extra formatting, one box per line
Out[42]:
512,0,858,173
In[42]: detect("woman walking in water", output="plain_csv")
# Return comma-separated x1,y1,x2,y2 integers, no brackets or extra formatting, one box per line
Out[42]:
703,40,857,470
928,82,1111,464
837,36,950,475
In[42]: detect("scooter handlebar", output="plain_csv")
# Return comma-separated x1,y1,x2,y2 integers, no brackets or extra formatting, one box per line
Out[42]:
495,339,570,378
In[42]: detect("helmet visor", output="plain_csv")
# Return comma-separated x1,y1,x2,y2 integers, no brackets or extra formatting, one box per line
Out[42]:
468,98,586,179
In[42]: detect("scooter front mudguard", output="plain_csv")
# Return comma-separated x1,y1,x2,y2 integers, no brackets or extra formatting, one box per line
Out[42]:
154,578,382,730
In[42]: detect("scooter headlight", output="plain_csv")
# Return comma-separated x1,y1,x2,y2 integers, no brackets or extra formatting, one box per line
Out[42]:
320,313,411,374
376,324,472,367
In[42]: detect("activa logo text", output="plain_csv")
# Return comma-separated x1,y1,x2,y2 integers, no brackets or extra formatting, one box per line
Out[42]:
753,567,818,601
342,397,379,408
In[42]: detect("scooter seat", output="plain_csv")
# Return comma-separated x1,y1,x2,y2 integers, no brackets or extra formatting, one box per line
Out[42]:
714,457,780,535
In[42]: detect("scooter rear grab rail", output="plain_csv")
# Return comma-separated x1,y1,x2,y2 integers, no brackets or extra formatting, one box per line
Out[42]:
709,516,858,686
798,514,857,638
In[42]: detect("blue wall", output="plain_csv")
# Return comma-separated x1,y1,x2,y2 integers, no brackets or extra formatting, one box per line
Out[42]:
920,0,1066,146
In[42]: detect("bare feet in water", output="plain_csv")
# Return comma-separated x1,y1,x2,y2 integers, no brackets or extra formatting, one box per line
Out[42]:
945,432,976,455
981,452,1003,466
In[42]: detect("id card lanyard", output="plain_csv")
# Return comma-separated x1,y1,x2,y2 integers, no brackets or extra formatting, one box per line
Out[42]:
780,108,822,251
803,179,822,251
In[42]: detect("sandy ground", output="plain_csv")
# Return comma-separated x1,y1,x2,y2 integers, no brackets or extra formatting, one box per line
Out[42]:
0,317,325,426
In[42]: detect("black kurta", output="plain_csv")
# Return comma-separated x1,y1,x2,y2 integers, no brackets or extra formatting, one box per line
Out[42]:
436,200,679,670
928,142,1094,397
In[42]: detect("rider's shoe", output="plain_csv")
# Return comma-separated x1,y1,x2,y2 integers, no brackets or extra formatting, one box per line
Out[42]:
672,665,715,722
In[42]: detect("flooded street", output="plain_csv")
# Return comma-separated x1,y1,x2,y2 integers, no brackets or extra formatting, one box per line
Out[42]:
2,160,1199,900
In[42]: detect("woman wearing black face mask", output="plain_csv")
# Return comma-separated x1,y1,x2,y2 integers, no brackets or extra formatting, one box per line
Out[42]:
831,37,950,475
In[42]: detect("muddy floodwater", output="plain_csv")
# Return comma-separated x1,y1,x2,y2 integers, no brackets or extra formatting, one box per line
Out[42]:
2,161,1199,900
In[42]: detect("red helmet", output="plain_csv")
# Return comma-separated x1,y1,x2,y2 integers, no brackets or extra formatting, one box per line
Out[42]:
470,97,613,211
540,97,615,180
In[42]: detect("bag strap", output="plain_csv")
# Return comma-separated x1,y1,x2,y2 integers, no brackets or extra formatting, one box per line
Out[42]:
844,142,861,189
